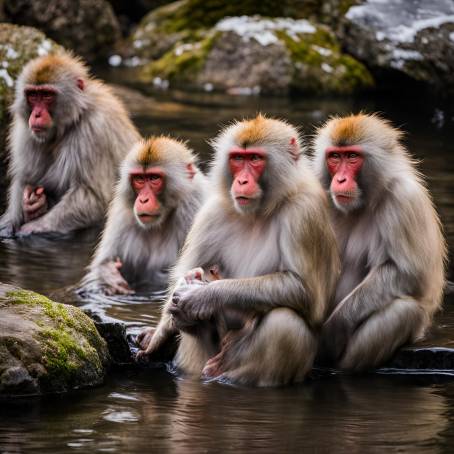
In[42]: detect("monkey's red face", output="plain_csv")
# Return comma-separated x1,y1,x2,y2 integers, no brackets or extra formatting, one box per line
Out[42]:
25,86,57,140
229,148,266,212
130,167,165,228
326,146,364,212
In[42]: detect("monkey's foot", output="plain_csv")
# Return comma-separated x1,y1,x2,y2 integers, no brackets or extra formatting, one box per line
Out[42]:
202,350,226,379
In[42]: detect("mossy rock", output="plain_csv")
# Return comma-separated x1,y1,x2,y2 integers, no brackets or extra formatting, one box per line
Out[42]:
0,284,110,396
0,24,61,151
136,15,374,95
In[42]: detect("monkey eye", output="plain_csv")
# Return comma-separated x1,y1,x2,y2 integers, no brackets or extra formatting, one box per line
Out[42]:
230,155,244,161
131,175,145,189
42,92,55,102
250,154,264,161
328,152,340,160
26,92,39,103
148,174,161,181
348,152,359,159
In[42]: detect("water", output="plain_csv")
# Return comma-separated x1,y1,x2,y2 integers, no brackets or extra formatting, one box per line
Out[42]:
1,77,454,452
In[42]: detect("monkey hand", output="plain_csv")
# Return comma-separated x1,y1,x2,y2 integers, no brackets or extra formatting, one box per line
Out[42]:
169,284,217,327
321,312,354,363
135,325,174,362
23,185,47,222
100,259,135,295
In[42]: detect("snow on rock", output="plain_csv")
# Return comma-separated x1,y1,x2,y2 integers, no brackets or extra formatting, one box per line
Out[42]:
215,16,316,46
343,0,454,91
347,0,454,44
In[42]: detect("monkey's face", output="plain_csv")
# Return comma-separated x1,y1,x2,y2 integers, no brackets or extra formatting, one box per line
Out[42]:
130,167,167,229
228,148,265,214
326,146,364,213
25,86,57,142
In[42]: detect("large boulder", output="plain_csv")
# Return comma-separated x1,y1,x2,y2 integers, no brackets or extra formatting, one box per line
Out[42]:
0,284,110,396
123,1,373,95
342,0,454,93
3,0,121,62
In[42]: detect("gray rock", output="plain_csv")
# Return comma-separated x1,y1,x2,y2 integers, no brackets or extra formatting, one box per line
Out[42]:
0,284,110,396
342,0,454,92
135,12,373,95
4,0,121,61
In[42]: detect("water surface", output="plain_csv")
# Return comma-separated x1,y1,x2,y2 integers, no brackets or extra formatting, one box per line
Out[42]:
1,79,454,452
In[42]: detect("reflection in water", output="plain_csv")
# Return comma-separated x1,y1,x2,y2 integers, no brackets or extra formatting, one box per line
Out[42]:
0,85,454,452
0,371,452,453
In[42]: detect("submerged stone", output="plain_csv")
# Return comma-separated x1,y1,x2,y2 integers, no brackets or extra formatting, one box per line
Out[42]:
0,284,110,396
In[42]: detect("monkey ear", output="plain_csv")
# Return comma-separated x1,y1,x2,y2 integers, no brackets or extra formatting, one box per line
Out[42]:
289,137,300,161
186,163,196,180
77,78,85,91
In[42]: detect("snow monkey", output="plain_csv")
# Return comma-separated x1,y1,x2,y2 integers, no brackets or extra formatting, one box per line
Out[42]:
79,136,206,295
312,113,446,371
0,51,140,237
137,114,340,387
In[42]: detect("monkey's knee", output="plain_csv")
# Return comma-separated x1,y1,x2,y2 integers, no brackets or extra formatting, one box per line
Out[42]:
235,308,317,386
340,298,426,371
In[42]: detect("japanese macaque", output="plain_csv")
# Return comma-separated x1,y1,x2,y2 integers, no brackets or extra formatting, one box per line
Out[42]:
79,136,206,295
0,51,140,237
137,115,340,387
312,113,446,371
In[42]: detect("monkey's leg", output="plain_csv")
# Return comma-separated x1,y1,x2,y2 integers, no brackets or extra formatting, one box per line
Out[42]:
204,308,317,387
339,298,427,371
175,324,220,375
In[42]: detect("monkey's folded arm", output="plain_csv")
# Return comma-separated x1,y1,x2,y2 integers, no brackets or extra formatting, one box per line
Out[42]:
173,271,314,321
327,261,417,329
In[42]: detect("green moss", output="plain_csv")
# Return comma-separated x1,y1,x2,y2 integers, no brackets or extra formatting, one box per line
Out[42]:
161,0,314,32
5,290,107,381
141,32,218,84
39,328,102,380
277,28,374,94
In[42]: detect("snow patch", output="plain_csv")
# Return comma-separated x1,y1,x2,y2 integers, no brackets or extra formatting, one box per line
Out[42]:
0,69,14,87
313,46,332,57
37,39,52,56
174,43,198,56
153,77,169,90
321,63,333,73
108,55,122,67
390,48,423,69
347,1,454,44
5,47,18,59
216,16,316,46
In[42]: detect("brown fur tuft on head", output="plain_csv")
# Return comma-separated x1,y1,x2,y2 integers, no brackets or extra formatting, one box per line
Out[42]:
235,113,271,148
26,51,89,85
321,113,404,150
136,136,195,167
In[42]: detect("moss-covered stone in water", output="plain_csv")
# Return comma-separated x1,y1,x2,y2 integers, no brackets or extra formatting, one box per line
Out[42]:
277,27,374,94
162,0,317,32
140,32,218,85
4,289,108,392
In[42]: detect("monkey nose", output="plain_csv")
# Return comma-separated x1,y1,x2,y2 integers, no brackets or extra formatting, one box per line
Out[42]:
139,197,149,203
337,177,347,184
